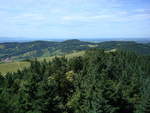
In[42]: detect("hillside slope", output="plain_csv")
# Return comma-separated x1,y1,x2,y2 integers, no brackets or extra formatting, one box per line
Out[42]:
0,39,150,61
0,51,85,74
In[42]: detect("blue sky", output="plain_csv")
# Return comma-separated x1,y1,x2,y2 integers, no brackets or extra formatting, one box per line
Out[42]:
0,0,150,39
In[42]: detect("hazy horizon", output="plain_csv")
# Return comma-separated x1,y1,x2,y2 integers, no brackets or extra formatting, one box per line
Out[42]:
0,37,150,43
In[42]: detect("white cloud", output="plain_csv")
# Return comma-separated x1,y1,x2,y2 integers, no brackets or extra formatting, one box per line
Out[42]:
13,13,46,21
135,8,150,13
62,9,150,23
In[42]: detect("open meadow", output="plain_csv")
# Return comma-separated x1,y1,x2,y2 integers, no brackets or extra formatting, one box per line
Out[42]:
0,51,85,75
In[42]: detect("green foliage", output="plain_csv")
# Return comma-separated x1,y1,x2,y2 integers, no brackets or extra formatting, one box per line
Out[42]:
0,49,150,113
1,40,150,61
0,51,84,75
136,78,150,113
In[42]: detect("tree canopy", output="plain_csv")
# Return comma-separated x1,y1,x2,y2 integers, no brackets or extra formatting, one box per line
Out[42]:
0,49,150,113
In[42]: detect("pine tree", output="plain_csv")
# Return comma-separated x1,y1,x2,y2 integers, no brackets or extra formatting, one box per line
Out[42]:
136,78,150,113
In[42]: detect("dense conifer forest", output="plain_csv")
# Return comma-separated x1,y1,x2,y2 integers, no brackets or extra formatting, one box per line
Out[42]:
0,49,150,113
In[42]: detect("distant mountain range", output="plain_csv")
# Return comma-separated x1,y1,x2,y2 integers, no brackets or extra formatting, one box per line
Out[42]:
0,39,150,61
0,37,150,43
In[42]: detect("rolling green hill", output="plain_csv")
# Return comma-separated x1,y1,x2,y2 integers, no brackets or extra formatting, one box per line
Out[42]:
1,39,150,61
0,39,91,61
0,51,85,74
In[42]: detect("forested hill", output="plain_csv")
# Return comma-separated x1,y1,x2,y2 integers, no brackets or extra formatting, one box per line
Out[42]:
0,39,150,60
0,49,150,113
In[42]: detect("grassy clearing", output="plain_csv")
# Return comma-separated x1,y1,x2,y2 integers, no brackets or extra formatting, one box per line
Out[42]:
0,61,30,75
0,45,5,49
80,44,98,48
38,51,85,61
65,51,85,58
0,51,85,75
105,49,117,53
